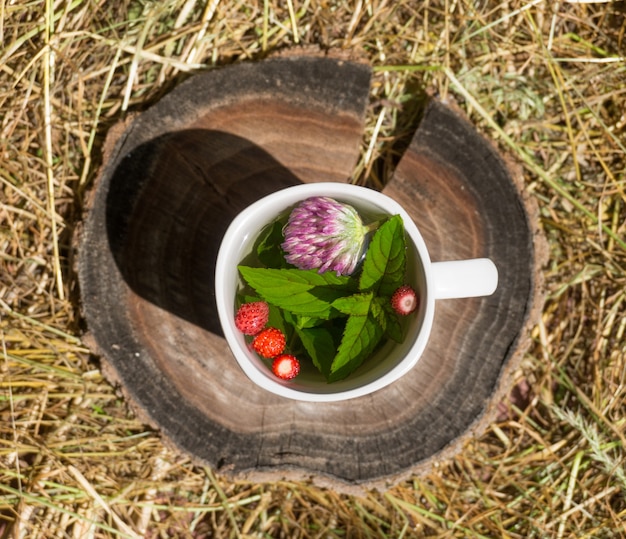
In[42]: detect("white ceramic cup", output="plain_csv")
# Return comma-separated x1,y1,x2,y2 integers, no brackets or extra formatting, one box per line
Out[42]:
215,183,498,402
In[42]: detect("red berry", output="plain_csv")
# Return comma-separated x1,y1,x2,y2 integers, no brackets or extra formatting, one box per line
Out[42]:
252,327,286,358
235,301,269,335
272,354,300,380
391,285,419,316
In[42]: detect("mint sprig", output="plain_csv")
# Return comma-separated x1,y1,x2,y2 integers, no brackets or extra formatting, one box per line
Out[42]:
359,214,406,296
237,213,410,382
328,313,383,382
238,267,351,319
256,220,287,268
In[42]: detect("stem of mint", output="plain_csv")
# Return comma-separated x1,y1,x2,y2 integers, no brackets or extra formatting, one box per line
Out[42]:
238,209,411,383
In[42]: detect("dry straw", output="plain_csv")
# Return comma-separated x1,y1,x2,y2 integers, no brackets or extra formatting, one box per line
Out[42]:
1,0,625,537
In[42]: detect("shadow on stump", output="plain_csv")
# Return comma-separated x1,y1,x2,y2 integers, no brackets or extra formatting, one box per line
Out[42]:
105,129,302,337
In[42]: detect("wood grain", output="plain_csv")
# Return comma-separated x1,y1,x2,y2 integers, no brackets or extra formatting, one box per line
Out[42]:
78,55,542,492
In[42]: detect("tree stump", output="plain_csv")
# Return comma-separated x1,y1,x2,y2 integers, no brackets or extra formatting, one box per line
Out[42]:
78,54,545,492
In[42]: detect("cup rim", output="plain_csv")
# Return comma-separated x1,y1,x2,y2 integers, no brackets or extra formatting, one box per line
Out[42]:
215,182,436,402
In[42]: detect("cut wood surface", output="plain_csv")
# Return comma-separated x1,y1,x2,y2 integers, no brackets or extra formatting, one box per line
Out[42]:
78,55,543,492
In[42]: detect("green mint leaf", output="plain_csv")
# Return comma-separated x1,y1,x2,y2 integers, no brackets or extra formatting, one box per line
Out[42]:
238,266,351,319
256,220,287,268
295,326,339,379
293,314,325,329
267,305,294,340
371,296,404,343
328,313,383,382
359,214,406,297
331,292,373,316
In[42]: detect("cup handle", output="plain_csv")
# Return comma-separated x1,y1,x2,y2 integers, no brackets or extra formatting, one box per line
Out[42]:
431,258,498,300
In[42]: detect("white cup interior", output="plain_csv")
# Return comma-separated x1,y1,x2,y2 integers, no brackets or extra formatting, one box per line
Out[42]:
215,183,435,402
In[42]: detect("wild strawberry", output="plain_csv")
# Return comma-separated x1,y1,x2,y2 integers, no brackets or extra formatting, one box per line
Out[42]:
391,285,419,316
235,301,269,335
272,354,300,380
252,327,286,358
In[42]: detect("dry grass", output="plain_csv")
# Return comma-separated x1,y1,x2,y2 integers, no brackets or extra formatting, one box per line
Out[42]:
1,0,625,537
